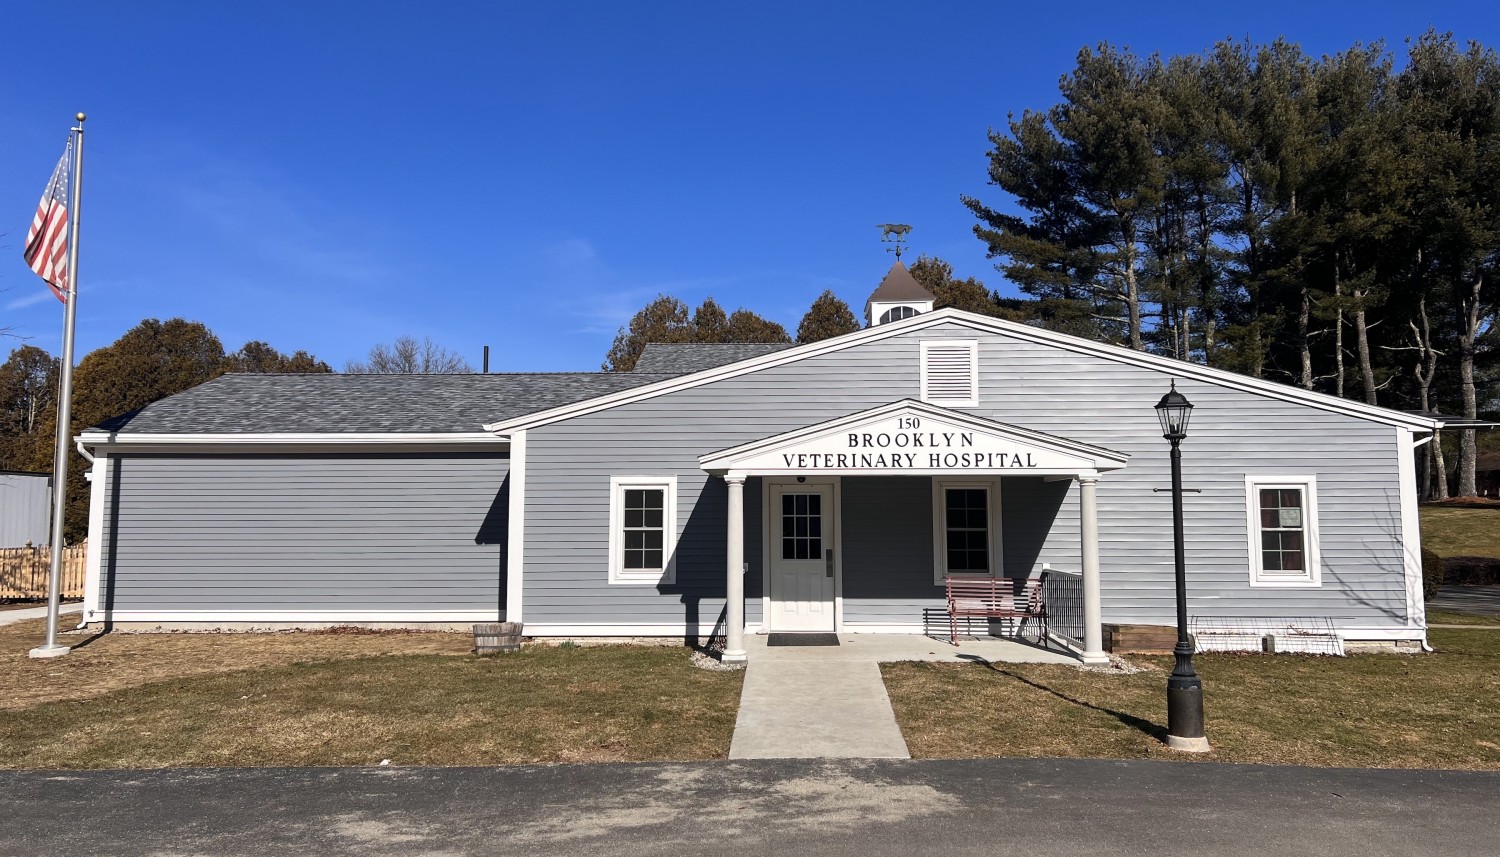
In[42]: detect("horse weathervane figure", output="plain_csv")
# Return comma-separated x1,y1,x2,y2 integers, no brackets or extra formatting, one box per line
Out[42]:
876,223,912,260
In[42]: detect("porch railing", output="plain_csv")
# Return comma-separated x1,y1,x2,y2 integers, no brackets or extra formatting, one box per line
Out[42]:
1042,568,1084,648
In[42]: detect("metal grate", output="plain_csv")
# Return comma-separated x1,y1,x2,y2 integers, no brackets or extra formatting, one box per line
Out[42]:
1189,616,1345,656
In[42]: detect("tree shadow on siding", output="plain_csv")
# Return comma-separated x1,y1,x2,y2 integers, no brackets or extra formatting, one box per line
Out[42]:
1335,489,1417,626
957,654,1169,742
666,475,728,651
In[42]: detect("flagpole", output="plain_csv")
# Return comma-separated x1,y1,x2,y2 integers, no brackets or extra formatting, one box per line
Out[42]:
30,113,85,660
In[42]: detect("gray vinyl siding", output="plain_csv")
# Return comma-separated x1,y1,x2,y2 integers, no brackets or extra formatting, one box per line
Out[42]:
524,318,1411,630
100,452,509,612
0,472,51,548
841,477,935,623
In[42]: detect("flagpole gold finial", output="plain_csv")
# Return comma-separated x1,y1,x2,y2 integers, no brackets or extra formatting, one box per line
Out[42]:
76,112,87,122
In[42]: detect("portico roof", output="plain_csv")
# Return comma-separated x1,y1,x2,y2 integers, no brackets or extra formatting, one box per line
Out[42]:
698,399,1129,478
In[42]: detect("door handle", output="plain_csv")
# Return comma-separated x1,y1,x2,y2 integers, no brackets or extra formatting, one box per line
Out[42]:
825,548,835,578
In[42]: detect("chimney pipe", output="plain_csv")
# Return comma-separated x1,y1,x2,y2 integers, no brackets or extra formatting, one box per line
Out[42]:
482,345,490,374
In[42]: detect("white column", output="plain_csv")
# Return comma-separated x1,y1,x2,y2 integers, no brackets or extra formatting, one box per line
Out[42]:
1079,475,1108,664
722,475,748,663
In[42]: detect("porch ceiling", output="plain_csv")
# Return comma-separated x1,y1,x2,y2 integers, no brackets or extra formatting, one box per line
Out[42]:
698,399,1129,479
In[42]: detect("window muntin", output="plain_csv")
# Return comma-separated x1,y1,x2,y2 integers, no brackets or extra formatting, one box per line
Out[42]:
780,492,823,560
608,476,677,584
944,488,989,573
622,488,666,571
1258,488,1305,573
1246,476,1320,587
932,480,1000,583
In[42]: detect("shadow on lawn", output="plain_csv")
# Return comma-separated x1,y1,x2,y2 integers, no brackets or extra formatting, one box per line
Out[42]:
957,653,1169,742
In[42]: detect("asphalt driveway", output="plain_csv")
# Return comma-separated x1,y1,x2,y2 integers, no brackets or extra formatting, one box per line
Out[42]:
3,758,1496,856
1432,585,1500,618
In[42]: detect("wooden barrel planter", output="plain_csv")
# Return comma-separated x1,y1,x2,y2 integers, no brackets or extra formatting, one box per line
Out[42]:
474,622,524,654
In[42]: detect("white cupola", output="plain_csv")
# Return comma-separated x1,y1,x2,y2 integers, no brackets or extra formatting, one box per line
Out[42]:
865,260,937,326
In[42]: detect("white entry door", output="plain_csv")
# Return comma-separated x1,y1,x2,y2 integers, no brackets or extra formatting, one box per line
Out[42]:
769,484,836,632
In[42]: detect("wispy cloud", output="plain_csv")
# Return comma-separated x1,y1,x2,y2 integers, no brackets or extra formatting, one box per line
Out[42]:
5,288,58,311
525,237,857,336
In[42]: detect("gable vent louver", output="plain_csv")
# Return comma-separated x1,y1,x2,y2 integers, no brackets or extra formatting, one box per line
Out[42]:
920,341,978,407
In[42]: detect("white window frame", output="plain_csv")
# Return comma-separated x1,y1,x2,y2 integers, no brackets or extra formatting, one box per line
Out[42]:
608,475,678,585
920,339,979,407
1245,475,1322,588
931,478,1003,584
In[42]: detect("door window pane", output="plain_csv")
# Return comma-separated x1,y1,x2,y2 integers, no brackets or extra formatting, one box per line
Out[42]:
781,492,823,560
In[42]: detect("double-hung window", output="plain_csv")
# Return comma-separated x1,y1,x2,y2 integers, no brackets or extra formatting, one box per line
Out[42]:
608,476,677,585
932,480,1000,583
1246,476,1321,587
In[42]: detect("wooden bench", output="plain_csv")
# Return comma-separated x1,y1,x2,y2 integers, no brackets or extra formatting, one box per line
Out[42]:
944,576,1048,647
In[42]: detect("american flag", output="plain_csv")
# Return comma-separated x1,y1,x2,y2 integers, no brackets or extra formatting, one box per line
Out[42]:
23,139,73,303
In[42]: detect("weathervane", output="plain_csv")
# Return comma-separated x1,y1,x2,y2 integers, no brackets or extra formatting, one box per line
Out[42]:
876,223,911,260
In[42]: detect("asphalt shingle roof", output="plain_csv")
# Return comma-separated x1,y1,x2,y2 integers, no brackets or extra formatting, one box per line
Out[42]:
91,372,679,434
632,342,793,375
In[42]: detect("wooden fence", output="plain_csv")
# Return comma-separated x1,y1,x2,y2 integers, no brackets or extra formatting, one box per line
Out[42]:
0,544,87,600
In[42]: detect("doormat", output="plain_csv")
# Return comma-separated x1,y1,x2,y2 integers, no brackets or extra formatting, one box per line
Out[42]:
767,633,840,647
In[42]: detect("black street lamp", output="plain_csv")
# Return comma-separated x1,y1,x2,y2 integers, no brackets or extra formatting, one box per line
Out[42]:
1155,381,1210,753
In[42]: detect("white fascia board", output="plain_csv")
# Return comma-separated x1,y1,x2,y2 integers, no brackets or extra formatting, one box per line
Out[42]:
481,308,1442,434
78,431,506,450
698,398,1129,472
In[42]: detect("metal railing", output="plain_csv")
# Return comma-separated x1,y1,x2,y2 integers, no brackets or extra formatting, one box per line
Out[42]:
1042,567,1084,648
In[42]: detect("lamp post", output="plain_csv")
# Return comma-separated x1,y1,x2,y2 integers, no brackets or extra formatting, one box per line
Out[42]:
1155,381,1209,753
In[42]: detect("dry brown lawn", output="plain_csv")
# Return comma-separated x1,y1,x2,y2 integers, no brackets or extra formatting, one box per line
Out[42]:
1426,608,1500,627
882,628,1500,769
1421,505,1500,559
0,618,474,710
0,619,743,769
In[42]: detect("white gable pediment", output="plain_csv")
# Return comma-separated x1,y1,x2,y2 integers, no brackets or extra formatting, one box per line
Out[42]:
698,400,1128,477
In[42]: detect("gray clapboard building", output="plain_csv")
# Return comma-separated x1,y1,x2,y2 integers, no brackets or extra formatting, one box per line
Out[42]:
76,262,1440,661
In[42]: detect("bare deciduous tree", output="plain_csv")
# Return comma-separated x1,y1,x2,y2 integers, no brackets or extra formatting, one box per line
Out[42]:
345,336,473,374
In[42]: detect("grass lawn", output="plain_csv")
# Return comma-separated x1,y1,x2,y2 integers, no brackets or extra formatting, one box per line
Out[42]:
882,628,1500,770
1426,608,1500,626
0,619,742,769
1419,505,1500,559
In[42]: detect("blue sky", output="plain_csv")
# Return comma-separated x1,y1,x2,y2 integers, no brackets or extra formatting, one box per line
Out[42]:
2,1,1496,371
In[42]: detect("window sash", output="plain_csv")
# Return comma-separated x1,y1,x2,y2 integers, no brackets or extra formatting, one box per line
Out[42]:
1247,478,1319,586
943,486,990,574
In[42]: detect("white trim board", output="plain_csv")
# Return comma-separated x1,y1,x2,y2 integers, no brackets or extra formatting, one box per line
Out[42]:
523,623,758,637
82,452,107,621
505,429,527,624
96,610,503,623
1396,429,1427,631
77,431,506,451
482,308,1441,434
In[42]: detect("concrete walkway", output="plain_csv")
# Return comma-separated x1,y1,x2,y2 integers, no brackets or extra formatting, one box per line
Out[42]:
728,633,1076,760
0,602,81,628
